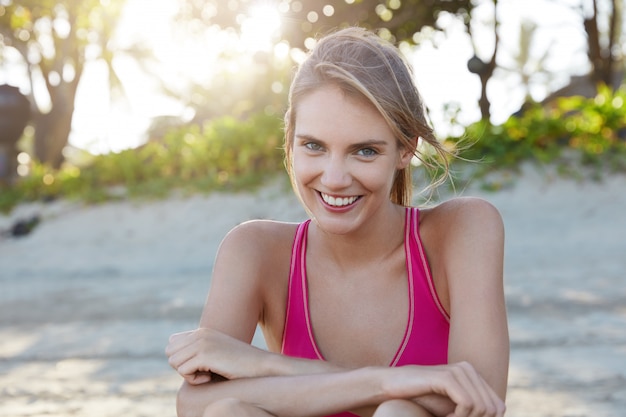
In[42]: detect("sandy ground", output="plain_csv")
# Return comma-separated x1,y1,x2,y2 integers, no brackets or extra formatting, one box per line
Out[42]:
1,168,625,417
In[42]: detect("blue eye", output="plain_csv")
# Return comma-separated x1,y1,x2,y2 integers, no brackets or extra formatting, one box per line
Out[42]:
305,142,323,151
357,148,378,157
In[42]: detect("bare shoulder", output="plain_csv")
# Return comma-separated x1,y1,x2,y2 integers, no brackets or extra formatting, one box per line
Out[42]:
221,219,299,246
423,196,502,223
218,219,299,264
202,219,299,339
419,197,504,295
421,196,504,246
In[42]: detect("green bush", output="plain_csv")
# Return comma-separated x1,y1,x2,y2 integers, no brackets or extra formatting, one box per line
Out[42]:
451,84,626,175
0,113,285,213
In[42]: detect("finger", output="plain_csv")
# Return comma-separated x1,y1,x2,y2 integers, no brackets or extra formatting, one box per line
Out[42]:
459,365,491,417
185,371,212,385
427,367,473,416
447,364,483,417
474,375,505,417
168,330,197,343
167,330,198,351
165,331,194,356
166,338,192,358
453,362,499,417
173,338,217,378
165,340,182,358
458,363,505,417
168,340,204,371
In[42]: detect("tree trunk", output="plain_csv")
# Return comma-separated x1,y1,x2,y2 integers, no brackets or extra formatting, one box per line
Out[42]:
584,0,620,87
466,0,499,121
33,103,75,169
478,68,494,121
30,5,83,169
32,80,78,169
473,53,498,121
33,56,81,169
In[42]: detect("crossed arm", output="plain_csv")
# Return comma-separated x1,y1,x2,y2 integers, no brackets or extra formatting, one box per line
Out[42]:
166,328,504,417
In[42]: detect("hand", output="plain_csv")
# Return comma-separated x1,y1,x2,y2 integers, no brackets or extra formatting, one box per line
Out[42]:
384,362,506,417
166,328,270,385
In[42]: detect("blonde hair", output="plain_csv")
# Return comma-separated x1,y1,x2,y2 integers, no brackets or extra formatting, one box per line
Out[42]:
284,27,450,206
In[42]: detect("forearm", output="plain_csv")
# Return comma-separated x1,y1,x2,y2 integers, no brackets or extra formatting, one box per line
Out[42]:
262,348,346,377
213,344,454,417
412,395,455,417
260,350,455,417
177,367,387,417
266,353,454,417
169,330,502,417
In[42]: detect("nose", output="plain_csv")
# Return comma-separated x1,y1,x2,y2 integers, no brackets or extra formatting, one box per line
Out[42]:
320,155,351,190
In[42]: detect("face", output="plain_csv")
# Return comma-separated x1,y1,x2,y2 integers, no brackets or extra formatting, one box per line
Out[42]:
291,85,412,236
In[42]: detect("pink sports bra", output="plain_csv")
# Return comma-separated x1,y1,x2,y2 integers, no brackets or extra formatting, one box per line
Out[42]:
281,207,450,417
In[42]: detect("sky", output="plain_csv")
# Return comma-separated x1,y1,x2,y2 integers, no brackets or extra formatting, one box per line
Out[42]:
0,0,605,154
70,0,285,154
412,0,591,135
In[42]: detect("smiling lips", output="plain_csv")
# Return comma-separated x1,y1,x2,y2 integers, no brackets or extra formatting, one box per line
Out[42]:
320,192,360,208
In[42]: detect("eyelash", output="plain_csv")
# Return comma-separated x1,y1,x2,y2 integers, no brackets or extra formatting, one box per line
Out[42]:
302,142,379,157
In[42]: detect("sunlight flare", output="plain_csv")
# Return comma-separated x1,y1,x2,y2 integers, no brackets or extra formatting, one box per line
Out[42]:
240,2,282,51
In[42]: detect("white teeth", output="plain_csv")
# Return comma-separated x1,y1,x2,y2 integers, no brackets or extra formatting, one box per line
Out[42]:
321,193,358,207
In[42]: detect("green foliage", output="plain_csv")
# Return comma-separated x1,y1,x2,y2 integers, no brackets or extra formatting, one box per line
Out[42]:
450,84,626,177
0,113,285,213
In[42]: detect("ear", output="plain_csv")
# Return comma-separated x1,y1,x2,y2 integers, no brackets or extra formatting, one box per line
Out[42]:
396,138,417,169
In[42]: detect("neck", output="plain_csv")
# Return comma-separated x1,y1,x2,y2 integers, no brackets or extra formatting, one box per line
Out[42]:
309,204,407,270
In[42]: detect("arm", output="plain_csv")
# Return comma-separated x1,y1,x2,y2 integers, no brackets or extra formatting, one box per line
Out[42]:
168,221,380,415
408,197,508,416
169,352,503,417
417,197,509,415
168,328,505,417
443,198,509,400
187,220,345,379
167,217,506,416
176,366,386,417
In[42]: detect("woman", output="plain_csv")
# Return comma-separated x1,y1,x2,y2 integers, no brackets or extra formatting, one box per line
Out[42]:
166,27,509,417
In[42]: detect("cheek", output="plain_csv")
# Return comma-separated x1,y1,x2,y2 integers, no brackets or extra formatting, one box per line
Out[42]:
291,153,316,186
350,162,397,192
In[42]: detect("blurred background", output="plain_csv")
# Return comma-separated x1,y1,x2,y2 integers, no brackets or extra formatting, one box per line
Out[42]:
1,2,626,417
0,0,625,211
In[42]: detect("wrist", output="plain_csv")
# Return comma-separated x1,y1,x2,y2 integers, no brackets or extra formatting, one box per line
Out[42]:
255,348,286,377
268,352,349,377
377,365,424,401
353,366,390,404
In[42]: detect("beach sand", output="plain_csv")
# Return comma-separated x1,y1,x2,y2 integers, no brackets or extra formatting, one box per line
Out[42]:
1,168,625,416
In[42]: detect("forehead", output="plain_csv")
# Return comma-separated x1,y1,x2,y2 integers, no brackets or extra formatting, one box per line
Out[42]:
294,86,394,142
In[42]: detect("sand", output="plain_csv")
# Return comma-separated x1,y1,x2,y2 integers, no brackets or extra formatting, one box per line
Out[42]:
1,168,625,417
